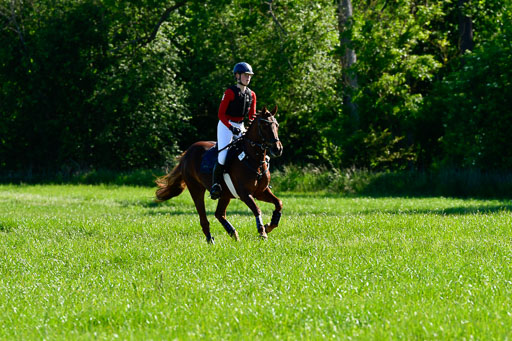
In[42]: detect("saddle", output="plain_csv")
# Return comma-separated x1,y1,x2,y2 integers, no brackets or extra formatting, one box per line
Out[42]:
199,140,245,175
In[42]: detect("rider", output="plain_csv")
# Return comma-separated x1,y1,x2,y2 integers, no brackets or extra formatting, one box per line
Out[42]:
210,62,257,199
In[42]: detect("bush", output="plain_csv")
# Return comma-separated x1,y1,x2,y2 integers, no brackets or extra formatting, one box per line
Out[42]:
0,2,190,173
425,27,512,170
270,166,512,198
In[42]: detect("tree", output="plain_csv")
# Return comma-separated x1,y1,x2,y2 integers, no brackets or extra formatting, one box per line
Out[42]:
175,0,340,165
337,0,359,132
426,12,512,170
331,0,448,170
1,0,511,175
458,0,474,54
0,0,191,172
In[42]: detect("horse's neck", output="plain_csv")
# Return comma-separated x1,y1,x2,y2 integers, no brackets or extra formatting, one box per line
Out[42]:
244,127,266,162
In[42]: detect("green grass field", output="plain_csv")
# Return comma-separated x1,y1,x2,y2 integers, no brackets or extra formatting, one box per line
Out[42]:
1,184,512,339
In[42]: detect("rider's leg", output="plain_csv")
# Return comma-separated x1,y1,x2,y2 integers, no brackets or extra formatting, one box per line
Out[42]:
211,121,232,199
210,162,224,199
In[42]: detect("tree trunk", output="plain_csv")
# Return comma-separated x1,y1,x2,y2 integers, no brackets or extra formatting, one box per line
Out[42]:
458,0,474,54
337,0,359,132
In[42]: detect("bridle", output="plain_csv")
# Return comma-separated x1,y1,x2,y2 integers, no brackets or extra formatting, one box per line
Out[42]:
247,116,280,152
241,115,281,179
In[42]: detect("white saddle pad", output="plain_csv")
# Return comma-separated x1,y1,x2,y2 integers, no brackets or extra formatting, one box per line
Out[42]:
223,173,239,198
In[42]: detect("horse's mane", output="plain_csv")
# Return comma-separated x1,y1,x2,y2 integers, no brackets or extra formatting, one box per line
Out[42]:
246,116,257,131
247,109,270,131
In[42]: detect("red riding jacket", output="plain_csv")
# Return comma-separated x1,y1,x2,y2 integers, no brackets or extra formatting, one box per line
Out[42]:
218,86,257,129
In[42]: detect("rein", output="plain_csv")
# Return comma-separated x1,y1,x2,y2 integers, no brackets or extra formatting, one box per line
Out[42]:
245,137,266,151
217,136,243,153
239,116,280,179
224,134,268,180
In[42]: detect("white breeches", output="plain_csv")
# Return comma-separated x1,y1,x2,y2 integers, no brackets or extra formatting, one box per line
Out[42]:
217,120,244,165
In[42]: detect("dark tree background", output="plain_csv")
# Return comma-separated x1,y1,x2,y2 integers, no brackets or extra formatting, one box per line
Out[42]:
1,0,511,174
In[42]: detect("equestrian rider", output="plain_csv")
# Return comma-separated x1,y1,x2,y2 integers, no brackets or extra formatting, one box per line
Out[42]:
210,62,257,199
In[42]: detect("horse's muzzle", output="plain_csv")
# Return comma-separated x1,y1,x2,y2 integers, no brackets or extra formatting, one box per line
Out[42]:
270,141,283,158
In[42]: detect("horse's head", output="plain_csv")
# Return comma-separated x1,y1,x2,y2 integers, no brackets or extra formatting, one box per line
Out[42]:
250,105,283,158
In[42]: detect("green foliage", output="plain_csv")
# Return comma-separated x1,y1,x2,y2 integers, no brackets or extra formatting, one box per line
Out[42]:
91,23,190,170
426,24,512,170
330,0,448,170
176,0,340,165
322,0,512,171
1,0,511,174
0,0,190,172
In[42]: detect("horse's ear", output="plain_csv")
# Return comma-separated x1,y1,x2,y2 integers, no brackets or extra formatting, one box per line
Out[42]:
271,105,278,116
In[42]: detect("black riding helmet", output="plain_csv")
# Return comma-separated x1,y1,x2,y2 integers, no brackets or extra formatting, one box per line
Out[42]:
233,62,254,75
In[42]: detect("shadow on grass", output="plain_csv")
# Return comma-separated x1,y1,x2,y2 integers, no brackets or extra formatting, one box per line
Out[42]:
279,202,512,216
4,168,512,200
117,198,255,217
415,204,512,215
365,204,512,216
142,202,512,218
0,221,15,233
119,192,512,217
145,208,256,217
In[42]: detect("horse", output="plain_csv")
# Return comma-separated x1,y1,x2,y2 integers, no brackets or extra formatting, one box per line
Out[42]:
155,106,283,243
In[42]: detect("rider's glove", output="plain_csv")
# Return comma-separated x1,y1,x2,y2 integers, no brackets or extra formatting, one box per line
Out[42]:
230,126,241,135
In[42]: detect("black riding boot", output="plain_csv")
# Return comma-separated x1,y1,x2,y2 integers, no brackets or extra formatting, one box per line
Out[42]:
210,161,224,200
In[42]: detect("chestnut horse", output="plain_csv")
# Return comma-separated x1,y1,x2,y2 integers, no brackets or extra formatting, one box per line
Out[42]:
155,106,283,243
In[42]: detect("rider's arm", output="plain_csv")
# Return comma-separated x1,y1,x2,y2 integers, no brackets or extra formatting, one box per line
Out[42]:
218,88,235,128
248,91,257,121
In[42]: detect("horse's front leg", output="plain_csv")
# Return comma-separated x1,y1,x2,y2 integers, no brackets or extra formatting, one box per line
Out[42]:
255,187,283,234
214,196,239,241
239,192,267,240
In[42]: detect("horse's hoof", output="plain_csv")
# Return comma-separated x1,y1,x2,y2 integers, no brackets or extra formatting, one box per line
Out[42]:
259,230,268,240
264,223,276,234
230,230,240,241
207,236,215,244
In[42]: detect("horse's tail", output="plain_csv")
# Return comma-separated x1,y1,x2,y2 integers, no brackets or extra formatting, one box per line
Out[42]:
155,154,187,202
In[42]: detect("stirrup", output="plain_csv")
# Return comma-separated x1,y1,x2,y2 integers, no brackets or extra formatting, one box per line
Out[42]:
210,183,222,199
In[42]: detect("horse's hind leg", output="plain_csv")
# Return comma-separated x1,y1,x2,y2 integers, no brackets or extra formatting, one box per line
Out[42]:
255,187,283,234
188,183,214,244
214,196,239,241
